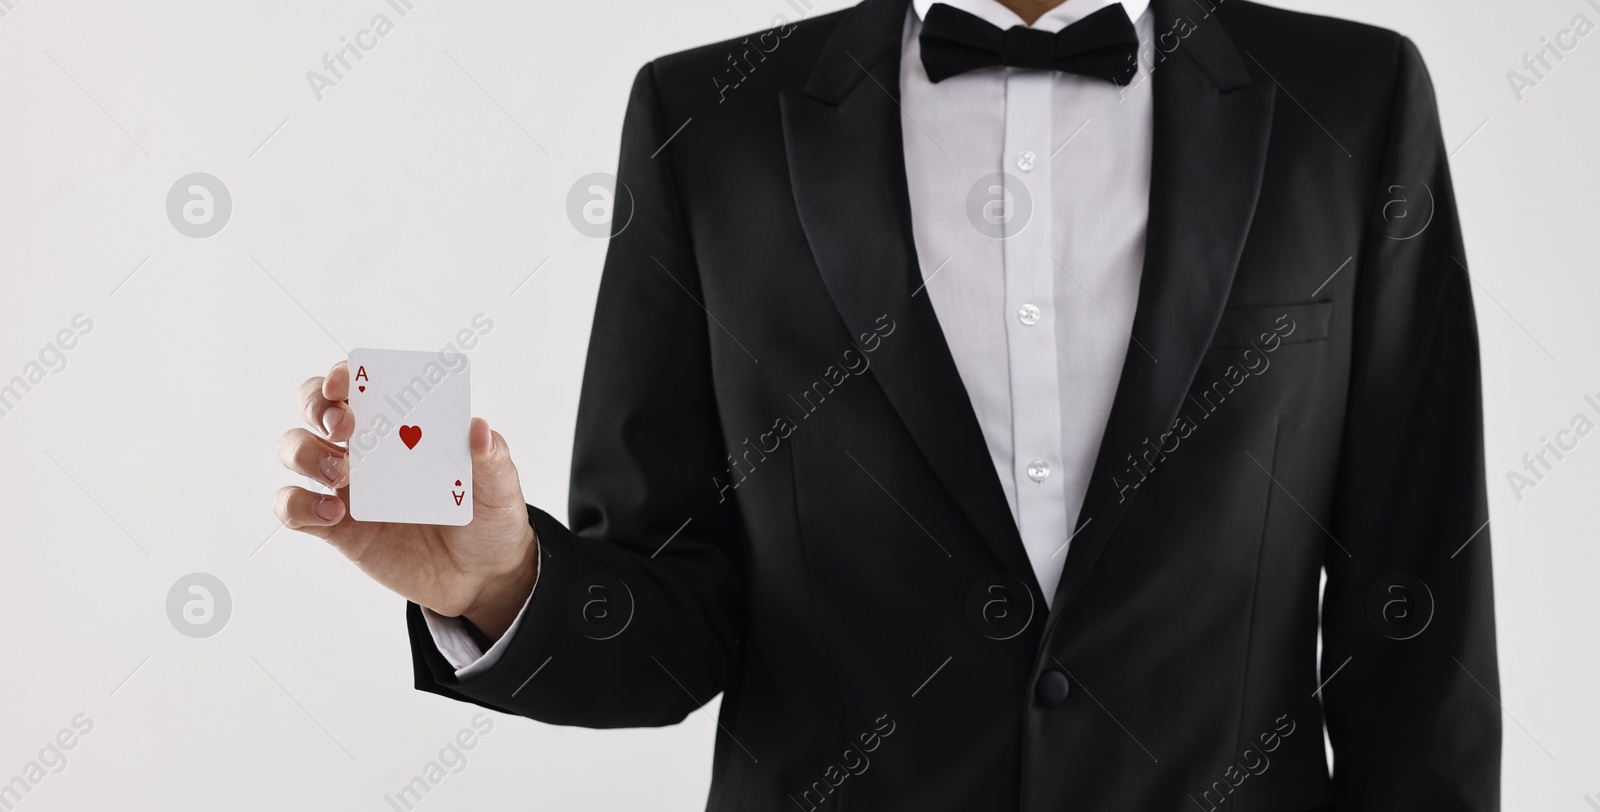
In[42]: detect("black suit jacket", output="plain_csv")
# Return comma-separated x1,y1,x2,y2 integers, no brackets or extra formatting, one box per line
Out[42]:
408,0,1501,809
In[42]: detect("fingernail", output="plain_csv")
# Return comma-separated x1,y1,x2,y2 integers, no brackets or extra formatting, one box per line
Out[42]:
314,497,340,521
322,407,342,435
320,455,343,485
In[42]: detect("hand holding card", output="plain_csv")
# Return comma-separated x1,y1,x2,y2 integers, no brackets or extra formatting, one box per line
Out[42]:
347,348,474,526
275,355,539,642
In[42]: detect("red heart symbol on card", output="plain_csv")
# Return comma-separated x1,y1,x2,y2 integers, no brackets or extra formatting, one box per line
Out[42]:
399,425,422,449
358,385,365,392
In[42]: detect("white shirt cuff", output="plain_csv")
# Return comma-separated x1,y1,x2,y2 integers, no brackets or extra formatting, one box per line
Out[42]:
420,565,540,678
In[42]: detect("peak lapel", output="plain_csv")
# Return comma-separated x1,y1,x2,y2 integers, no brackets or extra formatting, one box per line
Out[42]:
781,0,1041,595
1048,0,1276,615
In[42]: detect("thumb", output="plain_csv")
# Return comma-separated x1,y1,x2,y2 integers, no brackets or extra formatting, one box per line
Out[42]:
469,417,524,509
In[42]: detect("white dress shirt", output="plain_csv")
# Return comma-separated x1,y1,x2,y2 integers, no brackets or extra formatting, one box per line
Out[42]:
427,0,1155,672
904,0,1153,605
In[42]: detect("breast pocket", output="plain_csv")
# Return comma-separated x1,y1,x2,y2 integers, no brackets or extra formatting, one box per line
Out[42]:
1208,301,1334,350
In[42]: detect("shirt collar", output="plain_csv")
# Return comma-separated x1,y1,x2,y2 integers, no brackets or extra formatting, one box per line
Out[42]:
909,0,1150,32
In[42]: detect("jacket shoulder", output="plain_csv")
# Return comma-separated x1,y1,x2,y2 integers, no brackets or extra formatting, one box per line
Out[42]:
1216,1,1408,67
642,8,852,114
1219,1,1416,109
1222,0,1404,49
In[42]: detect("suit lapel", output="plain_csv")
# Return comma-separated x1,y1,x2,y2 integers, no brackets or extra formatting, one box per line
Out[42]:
1048,0,1276,614
781,0,1042,594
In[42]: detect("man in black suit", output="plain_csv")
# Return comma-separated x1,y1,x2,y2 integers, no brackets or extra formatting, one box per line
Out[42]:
275,0,1501,808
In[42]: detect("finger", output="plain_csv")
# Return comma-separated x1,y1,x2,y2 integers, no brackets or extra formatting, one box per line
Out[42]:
274,485,345,538
470,416,494,458
322,360,350,402
298,361,353,441
278,428,348,487
470,418,524,509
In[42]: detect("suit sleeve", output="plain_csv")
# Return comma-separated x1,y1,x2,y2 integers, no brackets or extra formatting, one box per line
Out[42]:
1321,37,1501,810
405,62,748,728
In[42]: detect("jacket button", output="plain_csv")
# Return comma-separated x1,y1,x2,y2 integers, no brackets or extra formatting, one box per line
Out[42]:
1036,670,1070,707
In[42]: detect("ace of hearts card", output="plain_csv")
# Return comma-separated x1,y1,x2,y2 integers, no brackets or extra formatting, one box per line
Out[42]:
346,348,473,526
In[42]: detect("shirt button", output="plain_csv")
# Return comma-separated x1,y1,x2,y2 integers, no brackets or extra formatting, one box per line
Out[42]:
1017,303,1041,326
1016,150,1037,172
1036,670,1070,707
1027,460,1051,482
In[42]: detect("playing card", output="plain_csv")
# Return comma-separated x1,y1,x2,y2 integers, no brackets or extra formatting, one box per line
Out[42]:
346,348,473,526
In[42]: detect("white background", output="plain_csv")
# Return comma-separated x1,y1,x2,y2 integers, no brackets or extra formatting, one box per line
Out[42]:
0,0,1595,809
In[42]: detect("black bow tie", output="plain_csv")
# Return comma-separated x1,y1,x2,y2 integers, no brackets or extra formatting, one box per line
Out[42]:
918,3,1139,85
